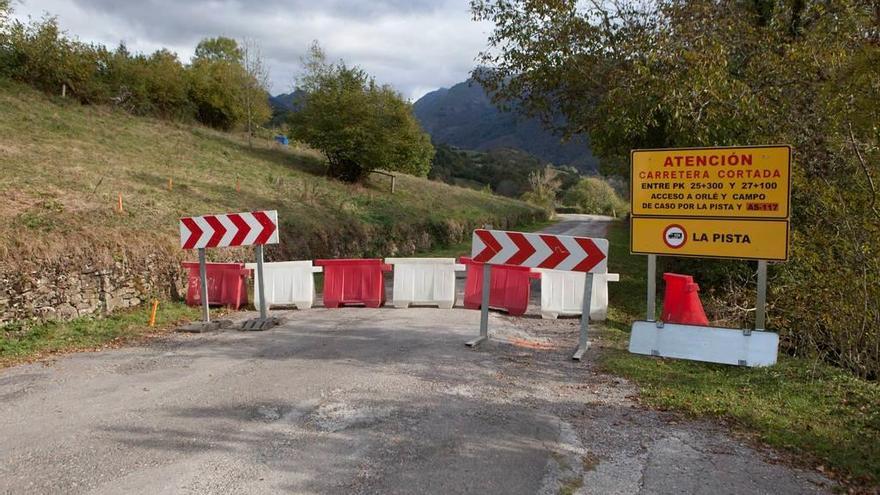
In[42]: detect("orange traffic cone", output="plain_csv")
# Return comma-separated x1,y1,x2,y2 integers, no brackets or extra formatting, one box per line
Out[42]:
661,273,710,326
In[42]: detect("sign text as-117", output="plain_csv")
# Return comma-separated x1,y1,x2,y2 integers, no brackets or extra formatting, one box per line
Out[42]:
631,145,791,219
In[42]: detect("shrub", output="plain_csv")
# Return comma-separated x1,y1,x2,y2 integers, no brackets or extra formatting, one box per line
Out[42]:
520,166,561,215
563,177,627,216
290,42,434,182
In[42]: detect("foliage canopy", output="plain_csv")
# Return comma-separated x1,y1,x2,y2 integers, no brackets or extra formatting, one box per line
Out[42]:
289,43,434,182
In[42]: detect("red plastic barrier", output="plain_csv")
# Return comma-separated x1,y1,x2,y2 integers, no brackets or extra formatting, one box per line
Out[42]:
181,262,251,310
460,257,540,316
661,273,710,326
314,259,392,308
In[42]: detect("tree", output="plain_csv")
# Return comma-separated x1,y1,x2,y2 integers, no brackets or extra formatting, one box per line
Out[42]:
193,37,241,63
0,0,10,27
521,166,561,214
473,0,880,377
143,49,190,117
188,37,248,130
289,42,434,182
240,38,271,147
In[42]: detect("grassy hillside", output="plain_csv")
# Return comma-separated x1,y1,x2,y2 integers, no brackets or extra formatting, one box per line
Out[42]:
0,79,543,270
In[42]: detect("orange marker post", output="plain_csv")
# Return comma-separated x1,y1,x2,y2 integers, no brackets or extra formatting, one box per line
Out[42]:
168,177,173,191
148,299,159,327
117,193,124,213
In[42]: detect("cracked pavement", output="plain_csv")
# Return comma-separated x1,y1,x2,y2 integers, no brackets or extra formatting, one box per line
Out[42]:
0,216,834,494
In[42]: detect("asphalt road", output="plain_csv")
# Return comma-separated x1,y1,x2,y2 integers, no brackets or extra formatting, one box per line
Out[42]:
0,216,833,494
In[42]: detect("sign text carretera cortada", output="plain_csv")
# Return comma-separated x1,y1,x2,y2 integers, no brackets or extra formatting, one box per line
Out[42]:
630,146,791,261
631,146,790,219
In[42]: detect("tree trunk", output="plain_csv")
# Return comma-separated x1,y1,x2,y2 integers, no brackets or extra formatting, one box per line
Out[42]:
327,158,368,182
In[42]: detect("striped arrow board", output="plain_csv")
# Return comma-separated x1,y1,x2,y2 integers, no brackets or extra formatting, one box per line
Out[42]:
471,229,608,273
180,210,279,249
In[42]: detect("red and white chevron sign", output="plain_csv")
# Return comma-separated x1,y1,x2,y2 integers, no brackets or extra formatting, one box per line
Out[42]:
471,229,608,273
179,210,279,249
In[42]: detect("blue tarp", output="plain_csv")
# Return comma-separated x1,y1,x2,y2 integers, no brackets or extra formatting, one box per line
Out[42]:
274,135,289,146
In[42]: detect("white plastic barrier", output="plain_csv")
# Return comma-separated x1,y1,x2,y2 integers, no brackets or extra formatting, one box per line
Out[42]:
244,260,322,310
628,320,779,367
537,270,620,321
385,258,466,309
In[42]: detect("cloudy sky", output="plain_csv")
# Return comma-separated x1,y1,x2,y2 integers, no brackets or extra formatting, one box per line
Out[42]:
9,0,492,100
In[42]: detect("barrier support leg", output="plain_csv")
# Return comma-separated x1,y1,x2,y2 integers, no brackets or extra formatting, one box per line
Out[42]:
240,244,278,331
198,248,210,323
573,273,594,361
467,263,491,347
256,244,268,321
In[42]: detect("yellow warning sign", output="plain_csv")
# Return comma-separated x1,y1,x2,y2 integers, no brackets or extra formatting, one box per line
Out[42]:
630,217,789,261
631,146,791,219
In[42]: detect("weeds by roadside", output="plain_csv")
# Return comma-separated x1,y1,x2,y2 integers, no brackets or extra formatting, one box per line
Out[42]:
0,302,200,368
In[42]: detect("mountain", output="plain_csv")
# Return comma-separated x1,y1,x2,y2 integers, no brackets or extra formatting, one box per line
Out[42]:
267,90,306,126
269,89,306,112
412,79,598,172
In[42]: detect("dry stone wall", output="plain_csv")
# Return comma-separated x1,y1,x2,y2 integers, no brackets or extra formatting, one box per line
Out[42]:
0,253,186,325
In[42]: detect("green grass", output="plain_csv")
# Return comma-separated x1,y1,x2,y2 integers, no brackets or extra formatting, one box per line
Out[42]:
605,219,652,331
0,78,543,265
0,301,201,367
599,220,880,487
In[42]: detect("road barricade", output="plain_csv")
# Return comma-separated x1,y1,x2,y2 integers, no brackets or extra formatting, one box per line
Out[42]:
385,258,466,309
181,262,251,310
244,261,322,310
661,273,709,325
460,257,539,316
314,259,392,308
537,270,620,321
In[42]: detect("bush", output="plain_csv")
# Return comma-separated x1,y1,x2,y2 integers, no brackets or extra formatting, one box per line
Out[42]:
290,42,434,182
563,177,627,216
0,15,108,103
520,166,562,215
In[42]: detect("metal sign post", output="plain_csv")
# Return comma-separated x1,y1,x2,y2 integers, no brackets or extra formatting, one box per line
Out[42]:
466,263,492,347
748,260,768,336
255,244,268,321
646,254,657,322
198,248,210,323
573,273,595,360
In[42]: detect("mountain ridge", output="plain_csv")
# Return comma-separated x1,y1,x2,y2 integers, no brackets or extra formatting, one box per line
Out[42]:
412,79,598,172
